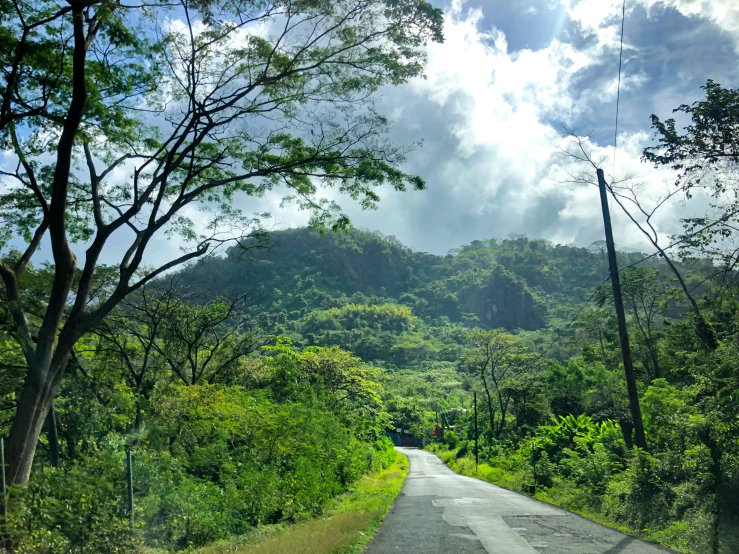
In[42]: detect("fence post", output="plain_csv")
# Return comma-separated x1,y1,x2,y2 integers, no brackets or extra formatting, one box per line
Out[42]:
125,450,134,525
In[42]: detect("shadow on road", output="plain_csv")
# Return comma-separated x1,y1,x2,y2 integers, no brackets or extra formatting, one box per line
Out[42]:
603,536,634,553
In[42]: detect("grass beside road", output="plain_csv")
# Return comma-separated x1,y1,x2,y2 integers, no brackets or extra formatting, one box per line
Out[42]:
191,454,408,554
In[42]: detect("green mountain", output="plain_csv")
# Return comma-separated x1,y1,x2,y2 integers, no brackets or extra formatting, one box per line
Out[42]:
179,227,638,331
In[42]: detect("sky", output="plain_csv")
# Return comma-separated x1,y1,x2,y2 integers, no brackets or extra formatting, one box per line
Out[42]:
4,0,739,267
265,0,739,255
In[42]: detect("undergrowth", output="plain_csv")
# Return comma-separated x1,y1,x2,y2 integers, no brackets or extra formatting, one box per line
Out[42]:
186,453,408,554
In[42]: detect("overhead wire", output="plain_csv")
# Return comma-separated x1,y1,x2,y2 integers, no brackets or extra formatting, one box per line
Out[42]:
613,0,627,181
534,0,731,360
538,1,630,360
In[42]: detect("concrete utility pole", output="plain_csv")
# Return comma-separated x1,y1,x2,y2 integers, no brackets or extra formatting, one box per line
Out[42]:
597,169,647,450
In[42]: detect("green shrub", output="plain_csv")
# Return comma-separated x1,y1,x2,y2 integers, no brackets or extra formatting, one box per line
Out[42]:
10,382,390,552
370,437,398,471
443,431,459,449
560,443,618,493
602,449,669,530
8,441,142,554
532,450,555,488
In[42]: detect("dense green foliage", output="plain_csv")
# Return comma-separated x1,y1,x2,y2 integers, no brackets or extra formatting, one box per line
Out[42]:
3,223,737,552
181,228,624,330
3,336,396,553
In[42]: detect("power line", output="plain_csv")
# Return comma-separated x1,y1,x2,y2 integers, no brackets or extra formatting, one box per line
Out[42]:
613,0,627,180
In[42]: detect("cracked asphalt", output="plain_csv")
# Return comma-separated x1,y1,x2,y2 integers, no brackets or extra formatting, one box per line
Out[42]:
365,448,675,554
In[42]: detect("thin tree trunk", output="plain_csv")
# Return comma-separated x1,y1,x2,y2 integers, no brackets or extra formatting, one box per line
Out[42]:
613,189,717,350
498,397,509,435
45,402,59,468
619,419,634,449
61,426,76,461
481,372,496,437
598,333,608,367
632,308,661,382
700,429,722,554
492,375,506,437
134,399,142,433
648,339,660,380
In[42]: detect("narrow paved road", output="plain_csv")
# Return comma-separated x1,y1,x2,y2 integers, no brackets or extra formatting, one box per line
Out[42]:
366,448,674,554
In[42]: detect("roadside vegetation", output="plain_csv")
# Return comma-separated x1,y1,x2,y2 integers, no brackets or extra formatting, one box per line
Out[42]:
428,412,709,554
192,454,407,554
5,340,398,552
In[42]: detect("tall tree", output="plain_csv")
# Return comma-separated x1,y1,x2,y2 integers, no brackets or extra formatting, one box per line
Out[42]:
644,80,739,274
156,293,262,386
463,329,538,437
0,0,444,484
619,267,676,382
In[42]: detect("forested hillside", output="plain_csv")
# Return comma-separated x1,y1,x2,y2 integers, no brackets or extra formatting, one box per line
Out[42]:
8,224,734,552
181,227,615,330
179,227,708,364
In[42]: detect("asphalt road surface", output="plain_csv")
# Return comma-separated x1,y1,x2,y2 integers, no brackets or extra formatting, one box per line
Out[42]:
365,448,674,554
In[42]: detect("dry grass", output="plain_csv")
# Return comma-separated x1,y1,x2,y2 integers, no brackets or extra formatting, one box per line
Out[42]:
226,511,375,554
191,455,408,554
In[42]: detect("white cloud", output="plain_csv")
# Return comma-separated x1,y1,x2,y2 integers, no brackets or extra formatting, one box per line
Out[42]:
642,0,739,47
565,0,739,50
400,2,660,246
4,0,737,264
333,0,727,255
566,0,626,48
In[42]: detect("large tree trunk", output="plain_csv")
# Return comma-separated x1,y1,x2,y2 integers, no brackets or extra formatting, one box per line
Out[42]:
6,5,91,487
8,377,53,484
8,353,69,484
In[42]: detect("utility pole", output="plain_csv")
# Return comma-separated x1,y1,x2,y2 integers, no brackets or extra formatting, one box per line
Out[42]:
473,393,479,470
597,168,647,450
